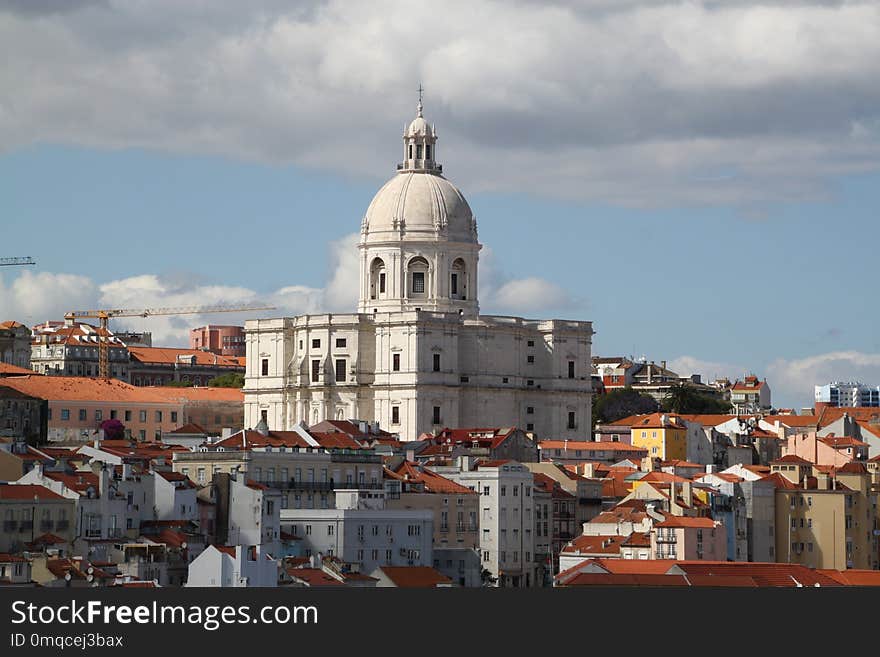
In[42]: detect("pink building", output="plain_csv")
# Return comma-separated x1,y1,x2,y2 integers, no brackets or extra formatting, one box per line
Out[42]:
783,431,869,466
651,516,726,561
190,326,246,357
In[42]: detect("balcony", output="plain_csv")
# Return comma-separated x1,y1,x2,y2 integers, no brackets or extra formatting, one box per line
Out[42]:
19,521,33,532
3,521,17,532
655,532,677,544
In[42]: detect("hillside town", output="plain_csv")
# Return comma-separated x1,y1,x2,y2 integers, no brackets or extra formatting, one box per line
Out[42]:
2,100,879,589
2,316,880,588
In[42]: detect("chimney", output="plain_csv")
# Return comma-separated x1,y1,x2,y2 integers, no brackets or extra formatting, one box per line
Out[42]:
661,360,667,370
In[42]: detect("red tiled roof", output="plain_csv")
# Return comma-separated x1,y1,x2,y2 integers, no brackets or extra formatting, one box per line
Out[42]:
817,570,880,586
0,483,65,500
375,566,452,588
432,427,519,449
128,346,243,369
168,423,207,434
214,546,237,557
384,461,476,495
760,473,798,490
0,362,35,376
772,454,812,465
654,517,716,529
819,435,868,448
539,440,648,452
764,415,819,427
561,535,626,555
559,573,690,587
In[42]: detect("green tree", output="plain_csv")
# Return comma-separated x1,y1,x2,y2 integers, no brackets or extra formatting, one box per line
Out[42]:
208,372,245,388
660,383,732,414
163,380,195,387
593,387,659,427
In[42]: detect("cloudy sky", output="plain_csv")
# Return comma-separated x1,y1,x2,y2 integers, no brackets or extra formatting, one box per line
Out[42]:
1,0,879,409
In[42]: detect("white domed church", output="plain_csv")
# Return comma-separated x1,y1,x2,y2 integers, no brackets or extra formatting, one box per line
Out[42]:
243,100,593,440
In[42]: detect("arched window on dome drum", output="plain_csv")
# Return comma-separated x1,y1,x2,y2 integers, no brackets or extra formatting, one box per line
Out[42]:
407,257,429,298
416,144,423,160
425,145,432,161
451,258,467,300
408,144,413,160
369,258,386,300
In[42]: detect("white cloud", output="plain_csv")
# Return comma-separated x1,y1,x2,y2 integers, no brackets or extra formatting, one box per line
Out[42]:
1,232,577,341
0,270,97,325
767,351,880,408
667,355,747,383
1,1,879,206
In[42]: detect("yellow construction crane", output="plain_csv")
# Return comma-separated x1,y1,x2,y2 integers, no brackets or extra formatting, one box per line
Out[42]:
0,257,36,267
64,304,275,379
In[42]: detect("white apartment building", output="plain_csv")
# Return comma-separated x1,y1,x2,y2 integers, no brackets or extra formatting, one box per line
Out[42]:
279,489,433,573
243,100,593,440
434,459,538,587
225,475,282,557
815,382,880,407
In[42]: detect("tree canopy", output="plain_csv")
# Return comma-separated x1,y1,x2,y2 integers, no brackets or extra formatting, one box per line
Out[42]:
660,383,732,414
593,387,659,426
208,372,245,388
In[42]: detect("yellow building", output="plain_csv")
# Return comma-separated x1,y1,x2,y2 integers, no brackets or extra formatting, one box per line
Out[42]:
769,458,874,570
630,414,688,461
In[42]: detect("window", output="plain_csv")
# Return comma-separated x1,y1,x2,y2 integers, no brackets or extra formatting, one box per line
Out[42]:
124,410,131,422
328,525,334,536
261,358,269,376
171,411,178,423
311,359,320,382
568,361,576,378
460,376,469,383
501,486,507,497
450,273,458,295
155,411,162,422
379,273,386,294
312,339,321,349
513,486,518,497
568,412,576,429
412,271,425,294
78,409,87,421
95,410,103,421
526,406,534,415
526,423,534,431
139,430,145,440
139,410,147,422
433,353,441,372
483,486,490,496
305,525,312,535
527,340,535,347
392,406,400,425
483,551,490,562
433,406,441,425
335,359,346,383
527,379,534,386
335,338,347,348
527,355,534,363
392,353,400,371
525,486,531,497
502,377,508,383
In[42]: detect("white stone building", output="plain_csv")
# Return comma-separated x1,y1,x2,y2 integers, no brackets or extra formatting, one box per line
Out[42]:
186,544,277,588
244,101,593,441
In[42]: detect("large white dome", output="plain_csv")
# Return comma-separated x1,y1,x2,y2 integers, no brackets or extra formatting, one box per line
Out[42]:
362,171,477,244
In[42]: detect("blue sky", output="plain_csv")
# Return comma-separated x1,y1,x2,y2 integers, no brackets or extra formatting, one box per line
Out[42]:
1,1,880,410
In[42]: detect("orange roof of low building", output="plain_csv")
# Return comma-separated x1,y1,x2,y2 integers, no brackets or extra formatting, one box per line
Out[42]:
0,362,36,376
128,346,244,368
654,516,716,529
817,407,880,429
149,386,243,403
562,535,626,555
0,483,66,500
772,454,812,465
0,375,173,403
539,440,647,452
374,566,452,588
819,435,868,448
286,568,343,586
630,413,687,430
764,415,819,427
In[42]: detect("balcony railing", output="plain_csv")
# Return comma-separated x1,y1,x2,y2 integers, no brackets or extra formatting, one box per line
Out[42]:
655,532,677,544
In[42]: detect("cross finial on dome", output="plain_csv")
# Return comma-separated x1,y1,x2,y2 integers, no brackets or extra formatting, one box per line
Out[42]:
417,83,424,117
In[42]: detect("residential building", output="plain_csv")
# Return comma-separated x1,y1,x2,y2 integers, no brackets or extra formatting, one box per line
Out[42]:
532,472,577,572
191,325,247,357
630,413,688,461
816,382,880,408
279,489,434,573
538,439,648,465
30,320,130,380
651,516,726,561
128,346,244,387
383,459,479,550
186,544,277,587
243,102,593,441
0,321,31,370
524,461,603,527
730,376,771,414
783,431,869,465
422,426,539,463
213,473,282,557
0,483,76,552
0,385,47,444
0,376,242,443
0,553,32,585
433,458,539,587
